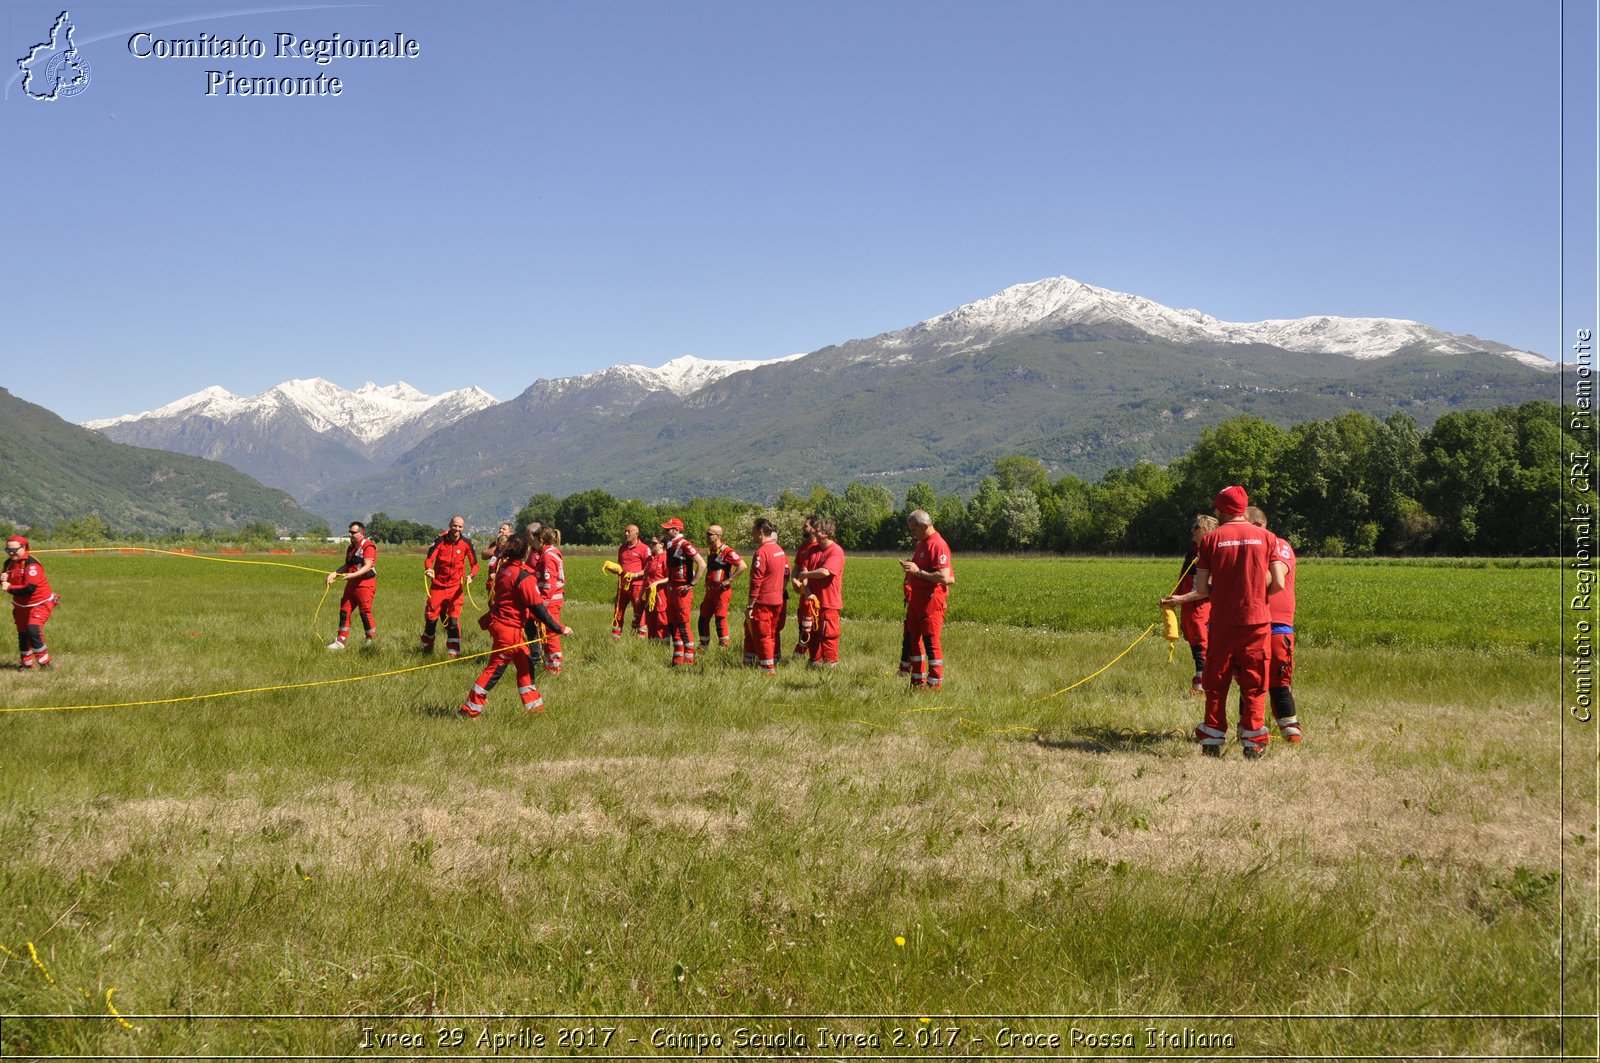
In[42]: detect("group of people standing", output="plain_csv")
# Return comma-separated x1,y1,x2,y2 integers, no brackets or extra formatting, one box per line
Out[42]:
9,492,1294,757
1161,486,1300,758
606,512,951,682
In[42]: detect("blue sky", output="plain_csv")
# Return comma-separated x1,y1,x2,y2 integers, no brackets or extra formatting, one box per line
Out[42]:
3,0,1591,424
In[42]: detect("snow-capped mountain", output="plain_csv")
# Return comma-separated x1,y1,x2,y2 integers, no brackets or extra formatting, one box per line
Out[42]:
87,379,500,500
87,378,498,444
876,276,1552,369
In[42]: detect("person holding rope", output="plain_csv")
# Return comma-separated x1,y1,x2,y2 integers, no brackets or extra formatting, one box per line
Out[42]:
1161,486,1286,759
1249,505,1301,744
613,524,651,640
898,510,954,690
643,535,670,642
698,524,747,650
796,518,845,669
3,536,59,670
460,533,572,718
326,521,377,649
420,515,478,658
790,516,820,658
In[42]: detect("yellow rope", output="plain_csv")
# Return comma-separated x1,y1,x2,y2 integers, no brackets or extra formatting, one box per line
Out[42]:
106,987,136,1030
0,637,545,715
33,546,328,575
1035,622,1158,701
310,580,333,644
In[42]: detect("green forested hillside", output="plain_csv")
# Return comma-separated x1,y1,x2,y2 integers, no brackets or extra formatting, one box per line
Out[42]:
0,388,318,534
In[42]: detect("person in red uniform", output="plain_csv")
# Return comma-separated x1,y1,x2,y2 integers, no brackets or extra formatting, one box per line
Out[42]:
484,522,513,608
643,536,670,642
534,527,567,674
743,517,788,674
421,515,479,658
1177,514,1218,694
697,524,747,650
1249,505,1301,744
898,510,954,690
1162,486,1287,759
790,516,820,657
326,520,377,649
660,518,706,666
797,518,845,669
613,524,651,640
3,536,59,669
460,534,571,718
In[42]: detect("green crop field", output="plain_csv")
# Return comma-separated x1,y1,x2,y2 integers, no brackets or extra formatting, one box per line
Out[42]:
0,548,1591,1058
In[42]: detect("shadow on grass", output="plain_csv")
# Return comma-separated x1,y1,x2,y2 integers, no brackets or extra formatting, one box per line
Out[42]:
1035,726,1188,755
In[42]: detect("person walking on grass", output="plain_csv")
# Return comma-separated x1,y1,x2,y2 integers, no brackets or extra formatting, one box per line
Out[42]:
421,515,478,658
327,521,377,649
3,536,58,670
898,510,954,690
1161,486,1286,759
460,533,571,718
1248,505,1302,744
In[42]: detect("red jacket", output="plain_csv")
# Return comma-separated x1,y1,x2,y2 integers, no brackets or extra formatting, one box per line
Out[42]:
425,534,478,589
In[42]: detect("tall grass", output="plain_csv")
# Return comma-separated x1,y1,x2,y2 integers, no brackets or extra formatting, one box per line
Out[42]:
0,552,1587,1057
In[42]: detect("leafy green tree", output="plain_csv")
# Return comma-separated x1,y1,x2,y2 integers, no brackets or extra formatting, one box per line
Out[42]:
513,493,561,534
994,455,1049,493
53,512,112,543
1418,410,1517,552
1279,412,1380,554
1036,474,1092,551
993,489,1043,550
1370,413,1428,553
553,488,623,546
1170,415,1290,517
964,477,1005,549
835,482,896,549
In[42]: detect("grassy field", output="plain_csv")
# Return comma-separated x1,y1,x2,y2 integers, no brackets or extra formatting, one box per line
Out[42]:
0,548,1591,1058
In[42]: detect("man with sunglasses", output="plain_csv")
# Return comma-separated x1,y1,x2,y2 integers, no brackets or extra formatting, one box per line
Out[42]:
2,536,59,669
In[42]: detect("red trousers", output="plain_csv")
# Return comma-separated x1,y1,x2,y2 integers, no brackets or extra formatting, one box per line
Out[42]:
13,597,56,666
338,581,376,641
698,584,733,644
541,598,564,671
1198,622,1270,750
461,623,542,716
613,578,646,636
743,603,782,672
900,605,945,687
807,607,840,666
666,583,695,664
1269,630,1295,689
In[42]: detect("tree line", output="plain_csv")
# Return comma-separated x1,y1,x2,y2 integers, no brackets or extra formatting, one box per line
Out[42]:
500,401,1584,557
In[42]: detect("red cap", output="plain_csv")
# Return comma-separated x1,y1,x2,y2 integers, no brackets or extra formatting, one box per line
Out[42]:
660,517,684,531
5,536,27,550
1213,486,1249,516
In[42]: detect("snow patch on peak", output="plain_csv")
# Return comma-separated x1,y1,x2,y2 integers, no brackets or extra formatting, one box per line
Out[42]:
83,385,239,429
894,275,1550,366
611,353,806,397
86,379,501,444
